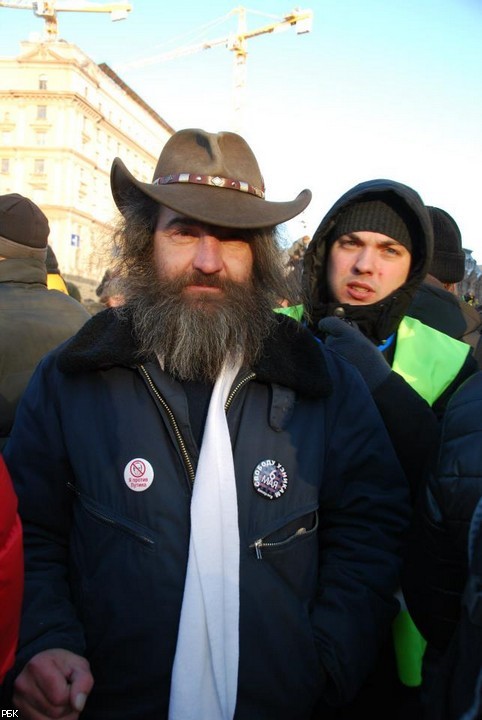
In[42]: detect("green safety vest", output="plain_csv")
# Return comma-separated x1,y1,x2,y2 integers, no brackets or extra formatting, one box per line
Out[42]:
391,317,470,685
393,316,471,407
276,306,472,686
274,308,471,406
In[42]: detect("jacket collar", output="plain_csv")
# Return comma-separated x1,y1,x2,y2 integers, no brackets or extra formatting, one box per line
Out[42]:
57,307,333,400
0,257,47,285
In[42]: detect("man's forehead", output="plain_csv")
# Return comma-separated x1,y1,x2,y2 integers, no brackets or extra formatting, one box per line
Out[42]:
155,207,251,239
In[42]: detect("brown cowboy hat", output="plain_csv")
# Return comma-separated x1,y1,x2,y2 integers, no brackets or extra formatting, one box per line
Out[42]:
110,128,311,229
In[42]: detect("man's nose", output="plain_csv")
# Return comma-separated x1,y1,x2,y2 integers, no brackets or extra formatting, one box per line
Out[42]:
193,235,224,274
354,247,375,272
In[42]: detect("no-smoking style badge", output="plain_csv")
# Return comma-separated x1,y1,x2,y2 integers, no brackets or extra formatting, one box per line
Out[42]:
252,459,288,500
124,458,154,492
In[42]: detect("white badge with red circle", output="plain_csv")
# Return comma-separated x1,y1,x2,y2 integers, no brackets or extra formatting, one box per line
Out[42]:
124,458,154,492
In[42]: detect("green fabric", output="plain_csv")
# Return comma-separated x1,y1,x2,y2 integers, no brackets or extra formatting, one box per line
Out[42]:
274,304,304,322
392,318,470,686
392,316,471,406
392,611,427,687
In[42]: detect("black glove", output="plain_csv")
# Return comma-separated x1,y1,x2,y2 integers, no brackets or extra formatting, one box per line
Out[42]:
318,316,392,391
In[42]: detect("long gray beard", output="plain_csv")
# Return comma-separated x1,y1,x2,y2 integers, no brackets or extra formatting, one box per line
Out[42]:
125,271,276,383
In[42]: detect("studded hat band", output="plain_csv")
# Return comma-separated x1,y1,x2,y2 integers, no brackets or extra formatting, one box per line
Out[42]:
153,173,265,200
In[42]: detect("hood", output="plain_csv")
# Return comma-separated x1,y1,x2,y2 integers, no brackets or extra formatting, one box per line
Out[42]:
302,179,433,344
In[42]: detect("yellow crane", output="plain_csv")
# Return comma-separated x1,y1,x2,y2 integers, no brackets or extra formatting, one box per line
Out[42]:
119,6,313,132
0,0,132,40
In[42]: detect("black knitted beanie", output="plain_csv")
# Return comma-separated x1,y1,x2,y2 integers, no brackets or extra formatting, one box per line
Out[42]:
330,200,412,252
427,206,465,283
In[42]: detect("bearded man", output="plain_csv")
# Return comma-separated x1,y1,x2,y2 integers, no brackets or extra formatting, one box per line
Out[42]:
3,129,410,720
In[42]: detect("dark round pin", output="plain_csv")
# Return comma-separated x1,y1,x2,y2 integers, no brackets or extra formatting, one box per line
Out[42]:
252,459,288,500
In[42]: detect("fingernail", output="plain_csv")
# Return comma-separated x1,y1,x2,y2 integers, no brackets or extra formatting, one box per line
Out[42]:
73,692,87,711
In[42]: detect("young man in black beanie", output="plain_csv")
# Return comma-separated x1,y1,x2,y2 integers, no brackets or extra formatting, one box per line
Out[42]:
302,181,476,423
297,179,478,720
407,206,482,364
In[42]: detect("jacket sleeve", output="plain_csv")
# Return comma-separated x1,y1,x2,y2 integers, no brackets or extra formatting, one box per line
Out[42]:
372,370,439,502
401,372,482,650
312,350,412,704
0,455,23,686
3,353,87,682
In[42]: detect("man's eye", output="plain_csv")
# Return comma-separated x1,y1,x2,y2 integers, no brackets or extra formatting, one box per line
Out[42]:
172,227,196,238
340,238,357,248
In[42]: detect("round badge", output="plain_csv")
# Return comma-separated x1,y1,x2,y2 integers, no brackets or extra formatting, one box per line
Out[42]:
252,459,288,500
124,458,154,492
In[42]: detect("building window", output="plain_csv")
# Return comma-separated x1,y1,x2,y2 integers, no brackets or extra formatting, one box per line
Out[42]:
38,74,47,90
1,159,9,174
36,105,47,120
34,159,45,175
36,132,47,146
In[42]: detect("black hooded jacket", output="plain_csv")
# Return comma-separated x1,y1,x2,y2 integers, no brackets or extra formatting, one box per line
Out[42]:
302,179,433,346
301,179,476,499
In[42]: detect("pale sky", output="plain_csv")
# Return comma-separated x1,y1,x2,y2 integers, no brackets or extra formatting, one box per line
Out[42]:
1,0,482,261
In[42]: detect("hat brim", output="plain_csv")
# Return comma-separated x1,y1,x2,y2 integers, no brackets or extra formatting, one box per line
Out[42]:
110,158,311,229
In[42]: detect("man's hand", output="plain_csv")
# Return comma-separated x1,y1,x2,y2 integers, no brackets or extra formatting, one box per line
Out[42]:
318,316,392,391
13,648,94,719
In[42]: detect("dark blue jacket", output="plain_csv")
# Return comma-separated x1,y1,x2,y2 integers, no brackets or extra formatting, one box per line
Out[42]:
4,310,411,720
403,371,482,650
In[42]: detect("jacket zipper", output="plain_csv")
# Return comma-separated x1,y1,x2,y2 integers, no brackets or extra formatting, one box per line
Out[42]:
251,512,319,560
139,364,256,488
225,371,256,410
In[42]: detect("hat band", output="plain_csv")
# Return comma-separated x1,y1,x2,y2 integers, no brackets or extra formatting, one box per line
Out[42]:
153,172,265,199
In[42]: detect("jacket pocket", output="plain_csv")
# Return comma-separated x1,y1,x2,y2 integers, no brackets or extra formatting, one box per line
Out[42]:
67,482,155,549
250,509,318,560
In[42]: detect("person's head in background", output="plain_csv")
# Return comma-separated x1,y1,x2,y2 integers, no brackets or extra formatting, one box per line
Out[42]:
426,206,465,294
0,193,49,264
46,244,69,294
95,269,125,308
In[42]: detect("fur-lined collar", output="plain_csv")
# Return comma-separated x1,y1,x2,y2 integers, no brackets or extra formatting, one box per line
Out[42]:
57,308,332,400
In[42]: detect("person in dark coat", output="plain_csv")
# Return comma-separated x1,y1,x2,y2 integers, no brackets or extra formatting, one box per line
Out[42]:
3,128,410,720
0,193,90,450
402,370,482,718
407,206,482,364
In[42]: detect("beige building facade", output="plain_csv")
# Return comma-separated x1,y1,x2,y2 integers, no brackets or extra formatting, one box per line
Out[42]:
0,39,173,293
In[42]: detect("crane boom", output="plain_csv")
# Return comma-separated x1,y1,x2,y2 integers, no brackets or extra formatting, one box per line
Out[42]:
121,8,313,70
118,7,313,132
0,0,132,39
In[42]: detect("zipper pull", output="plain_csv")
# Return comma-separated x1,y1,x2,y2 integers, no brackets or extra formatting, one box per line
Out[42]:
254,539,263,560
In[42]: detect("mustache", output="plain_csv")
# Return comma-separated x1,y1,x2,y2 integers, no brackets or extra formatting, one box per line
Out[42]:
179,271,229,289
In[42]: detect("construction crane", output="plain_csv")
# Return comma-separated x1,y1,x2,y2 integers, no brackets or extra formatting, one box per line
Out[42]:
119,7,313,132
0,0,132,41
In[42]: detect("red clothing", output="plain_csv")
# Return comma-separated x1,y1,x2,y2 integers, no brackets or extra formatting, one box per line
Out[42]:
0,454,23,684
